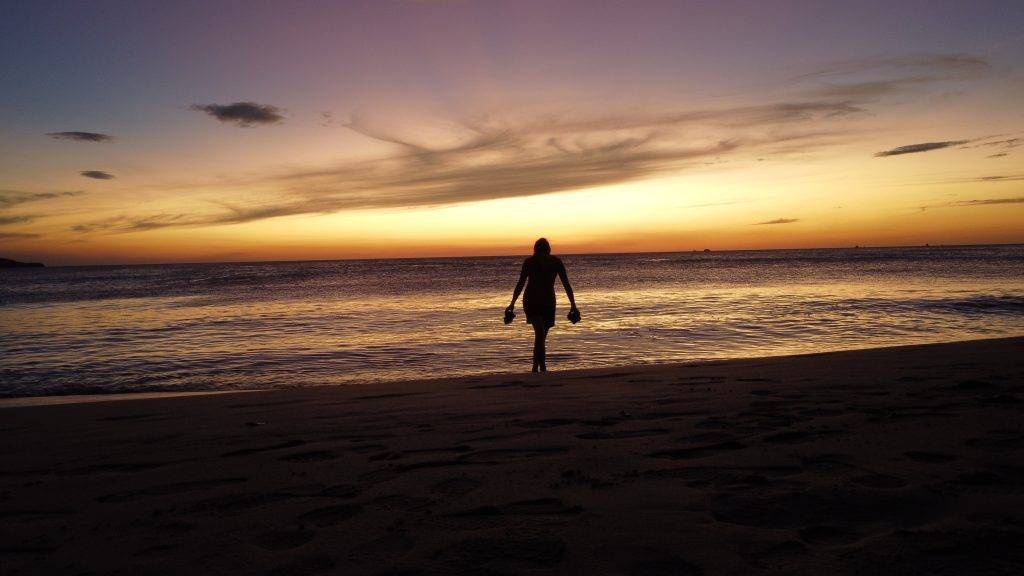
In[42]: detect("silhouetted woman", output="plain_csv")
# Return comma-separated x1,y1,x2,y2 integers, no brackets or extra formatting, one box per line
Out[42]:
506,238,579,372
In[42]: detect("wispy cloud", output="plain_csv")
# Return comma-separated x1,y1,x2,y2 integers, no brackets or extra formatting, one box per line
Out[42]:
73,99,863,233
81,170,114,180
0,215,34,226
71,213,199,234
0,191,80,237
799,53,990,81
934,174,1024,184
754,218,800,225
686,200,745,208
977,175,1024,182
919,193,1024,211
0,190,81,209
799,53,991,101
190,102,285,127
46,131,113,143
874,140,969,157
977,137,1021,149
952,197,1024,206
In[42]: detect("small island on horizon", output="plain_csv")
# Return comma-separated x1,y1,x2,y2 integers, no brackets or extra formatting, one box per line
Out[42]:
0,257,44,268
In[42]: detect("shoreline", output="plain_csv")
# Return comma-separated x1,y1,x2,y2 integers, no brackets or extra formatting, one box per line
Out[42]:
3,335,1021,408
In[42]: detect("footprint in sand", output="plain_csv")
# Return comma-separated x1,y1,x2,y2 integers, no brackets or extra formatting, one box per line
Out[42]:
101,412,164,421
221,439,306,457
433,535,565,570
252,528,315,551
452,497,583,517
367,494,436,511
431,477,482,497
850,474,908,489
904,450,958,463
279,450,338,462
188,491,295,515
648,441,746,460
798,524,867,546
266,554,335,576
96,477,247,503
516,418,577,429
297,504,363,527
577,428,669,440
314,483,362,498
762,429,842,444
354,392,422,401
60,462,161,475
625,556,703,576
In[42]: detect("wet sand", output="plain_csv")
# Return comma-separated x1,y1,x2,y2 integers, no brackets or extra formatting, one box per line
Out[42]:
2,337,1022,575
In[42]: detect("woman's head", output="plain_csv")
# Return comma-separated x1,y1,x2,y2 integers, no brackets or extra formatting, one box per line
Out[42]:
533,237,551,256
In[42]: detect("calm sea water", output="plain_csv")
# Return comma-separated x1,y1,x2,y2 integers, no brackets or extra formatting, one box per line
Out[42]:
1,245,1022,397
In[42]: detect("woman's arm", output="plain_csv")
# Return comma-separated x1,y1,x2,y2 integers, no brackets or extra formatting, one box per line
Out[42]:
558,262,577,310
508,261,528,310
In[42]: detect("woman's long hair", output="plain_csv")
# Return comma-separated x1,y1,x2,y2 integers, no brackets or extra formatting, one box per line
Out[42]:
534,238,551,256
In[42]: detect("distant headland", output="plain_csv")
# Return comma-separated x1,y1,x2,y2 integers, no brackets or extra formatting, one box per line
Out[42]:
0,257,44,268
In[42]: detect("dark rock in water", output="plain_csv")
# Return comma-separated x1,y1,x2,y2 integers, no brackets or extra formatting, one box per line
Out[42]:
0,258,44,268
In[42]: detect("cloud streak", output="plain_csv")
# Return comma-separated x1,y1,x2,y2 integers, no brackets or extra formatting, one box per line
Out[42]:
0,190,81,209
191,102,285,127
0,215,34,226
0,191,80,237
874,140,969,157
799,53,990,82
74,98,866,233
754,218,800,225
46,131,113,143
81,170,115,180
952,197,1024,206
799,53,991,101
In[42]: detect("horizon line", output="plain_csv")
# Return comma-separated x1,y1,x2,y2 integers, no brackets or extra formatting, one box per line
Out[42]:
14,242,1023,269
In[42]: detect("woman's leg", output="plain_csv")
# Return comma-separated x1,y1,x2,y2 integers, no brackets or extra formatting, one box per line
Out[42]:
532,322,546,372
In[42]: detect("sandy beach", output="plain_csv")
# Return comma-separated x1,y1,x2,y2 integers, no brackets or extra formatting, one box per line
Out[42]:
2,337,1022,575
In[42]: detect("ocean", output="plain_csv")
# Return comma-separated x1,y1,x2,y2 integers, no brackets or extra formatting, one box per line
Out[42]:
2,245,1022,397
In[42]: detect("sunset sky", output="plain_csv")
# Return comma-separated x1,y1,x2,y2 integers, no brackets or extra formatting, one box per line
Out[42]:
2,0,1022,265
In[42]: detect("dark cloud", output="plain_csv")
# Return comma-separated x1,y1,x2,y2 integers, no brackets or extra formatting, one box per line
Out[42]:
952,197,1024,206
987,153,1008,158
81,170,114,180
978,175,1024,182
46,131,113,143
0,231,40,239
190,102,285,127
754,218,800,225
874,140,968,157
0,190,81,209
0,215,34,226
